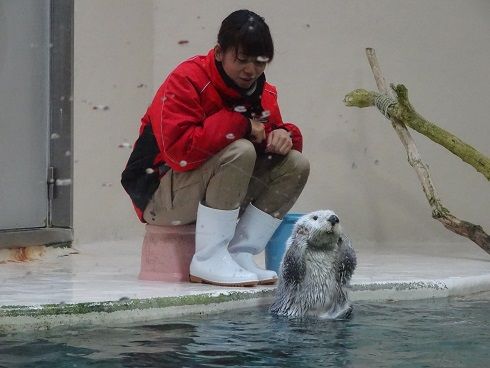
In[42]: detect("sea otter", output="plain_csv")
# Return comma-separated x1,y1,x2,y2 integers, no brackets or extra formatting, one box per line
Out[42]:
270,210,356,319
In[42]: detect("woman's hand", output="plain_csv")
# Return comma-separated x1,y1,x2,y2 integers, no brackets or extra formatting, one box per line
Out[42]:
266,129,292,155
249,119,266,143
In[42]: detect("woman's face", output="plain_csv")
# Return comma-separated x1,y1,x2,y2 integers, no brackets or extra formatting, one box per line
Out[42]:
215,45,267,89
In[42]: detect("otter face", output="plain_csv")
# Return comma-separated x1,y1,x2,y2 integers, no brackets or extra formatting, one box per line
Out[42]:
294,210,342,250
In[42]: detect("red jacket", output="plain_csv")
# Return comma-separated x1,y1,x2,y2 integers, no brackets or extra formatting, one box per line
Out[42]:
122,49,303,221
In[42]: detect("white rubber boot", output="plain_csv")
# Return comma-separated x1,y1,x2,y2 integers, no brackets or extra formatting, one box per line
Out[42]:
228,204,282,285
189,203,259,287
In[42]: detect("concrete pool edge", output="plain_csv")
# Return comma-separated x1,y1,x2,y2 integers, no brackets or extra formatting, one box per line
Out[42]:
0,289,274,326
0,289,275,332
2,275,490,332
351,275,490,301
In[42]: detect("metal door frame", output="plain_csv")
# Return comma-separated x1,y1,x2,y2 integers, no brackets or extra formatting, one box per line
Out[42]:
0,0,73,249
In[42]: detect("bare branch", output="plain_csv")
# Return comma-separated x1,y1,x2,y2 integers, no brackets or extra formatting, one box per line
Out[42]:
351,48,490,253
344,86,490,180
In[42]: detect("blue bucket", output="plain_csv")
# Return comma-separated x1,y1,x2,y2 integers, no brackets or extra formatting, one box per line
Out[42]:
265,213,304,273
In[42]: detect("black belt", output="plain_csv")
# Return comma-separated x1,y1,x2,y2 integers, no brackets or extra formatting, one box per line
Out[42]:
159,163,171,176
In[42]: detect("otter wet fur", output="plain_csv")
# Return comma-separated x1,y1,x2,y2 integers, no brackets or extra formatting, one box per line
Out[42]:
270,210,357,319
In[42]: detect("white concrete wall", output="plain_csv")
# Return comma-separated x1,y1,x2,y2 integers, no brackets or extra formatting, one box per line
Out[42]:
74,0,489,248
73,0,154,243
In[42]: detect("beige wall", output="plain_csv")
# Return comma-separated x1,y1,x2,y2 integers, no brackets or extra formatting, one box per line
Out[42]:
74,0,154,243
74,0,489,247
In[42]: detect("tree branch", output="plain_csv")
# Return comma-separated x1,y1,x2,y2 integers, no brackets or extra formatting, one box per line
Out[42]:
343,48,490,253
344,86,490,180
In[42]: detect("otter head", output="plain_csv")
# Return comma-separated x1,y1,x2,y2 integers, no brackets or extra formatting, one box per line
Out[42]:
292,210,342,251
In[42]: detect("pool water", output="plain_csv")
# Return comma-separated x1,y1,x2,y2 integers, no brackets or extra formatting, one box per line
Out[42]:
1,294,489,368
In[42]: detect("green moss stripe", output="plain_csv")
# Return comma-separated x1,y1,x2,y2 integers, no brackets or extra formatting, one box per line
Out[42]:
0,289,275,318
351,281,448,292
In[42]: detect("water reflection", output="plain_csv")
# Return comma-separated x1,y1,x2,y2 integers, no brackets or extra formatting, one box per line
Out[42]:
1,297,490,367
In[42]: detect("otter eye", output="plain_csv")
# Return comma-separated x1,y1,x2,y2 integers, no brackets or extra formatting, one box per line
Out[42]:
312,215,318,221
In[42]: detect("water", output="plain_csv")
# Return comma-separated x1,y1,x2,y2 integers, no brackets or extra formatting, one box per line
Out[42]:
1,294,489,368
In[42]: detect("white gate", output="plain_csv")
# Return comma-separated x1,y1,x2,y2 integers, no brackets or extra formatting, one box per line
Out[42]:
0,0,73,248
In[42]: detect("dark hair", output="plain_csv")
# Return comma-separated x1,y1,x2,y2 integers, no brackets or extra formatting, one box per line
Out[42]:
217,9,274,62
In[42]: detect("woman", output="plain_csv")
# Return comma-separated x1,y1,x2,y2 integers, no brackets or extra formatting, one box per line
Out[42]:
122,9,310,287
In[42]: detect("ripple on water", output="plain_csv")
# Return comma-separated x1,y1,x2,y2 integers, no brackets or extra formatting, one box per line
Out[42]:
1,294,490,367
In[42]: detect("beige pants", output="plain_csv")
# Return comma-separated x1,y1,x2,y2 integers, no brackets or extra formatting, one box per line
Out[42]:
143,139,310,225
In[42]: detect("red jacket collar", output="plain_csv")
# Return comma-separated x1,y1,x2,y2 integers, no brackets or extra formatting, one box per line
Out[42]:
204,49,243,101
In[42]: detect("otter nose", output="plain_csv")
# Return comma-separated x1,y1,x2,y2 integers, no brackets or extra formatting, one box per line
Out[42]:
328,215,339,225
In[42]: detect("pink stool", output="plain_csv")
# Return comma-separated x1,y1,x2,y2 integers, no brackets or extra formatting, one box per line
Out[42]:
139,224,196,282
